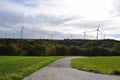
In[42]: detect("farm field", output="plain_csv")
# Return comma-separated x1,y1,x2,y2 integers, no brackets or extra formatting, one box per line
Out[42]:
71,56,120,75
0,56,63,80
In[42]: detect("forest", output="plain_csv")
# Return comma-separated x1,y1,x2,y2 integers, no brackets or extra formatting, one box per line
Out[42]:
0,39,120,56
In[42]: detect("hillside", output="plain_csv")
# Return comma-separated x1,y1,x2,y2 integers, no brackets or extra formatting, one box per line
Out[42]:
0,39,120,56
51,39,120,48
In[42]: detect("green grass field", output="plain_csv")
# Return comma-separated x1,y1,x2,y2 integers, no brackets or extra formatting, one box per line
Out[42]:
0,56,63,80
71,56,120,75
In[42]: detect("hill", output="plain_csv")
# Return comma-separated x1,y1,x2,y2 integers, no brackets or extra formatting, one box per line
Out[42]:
51,39,120,48
0,39,120,56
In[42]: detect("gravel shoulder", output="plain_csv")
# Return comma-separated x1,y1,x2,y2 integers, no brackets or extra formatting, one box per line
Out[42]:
23,57,120,80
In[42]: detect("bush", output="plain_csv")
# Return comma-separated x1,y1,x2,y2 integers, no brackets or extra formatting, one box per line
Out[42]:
0,39,120,56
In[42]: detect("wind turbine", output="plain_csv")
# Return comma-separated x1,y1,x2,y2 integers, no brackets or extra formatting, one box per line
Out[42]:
96,25,99,40
20,27,24,39
5,32,7,39
50,33,53,40
96,24,103,40
104,34,106,39
12,32,15,39
83,31,87,40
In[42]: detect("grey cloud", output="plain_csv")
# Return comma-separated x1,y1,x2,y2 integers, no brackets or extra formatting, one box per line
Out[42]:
18,28,75,39
64,20,113,30
0,8,78,28
0,0,119,39
107,34,120,38
25,29,85,39
10,0,37,7
9,0,57,8
110,0,120,17
0,8,80,39
36,15,78,26
0,8,114,39
0,10,25,28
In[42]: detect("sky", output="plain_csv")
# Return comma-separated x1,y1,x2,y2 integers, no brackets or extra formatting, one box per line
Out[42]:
0,0,120,40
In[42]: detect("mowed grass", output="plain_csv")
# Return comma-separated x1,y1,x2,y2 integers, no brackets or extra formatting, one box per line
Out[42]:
71,56,120,75
0,56,63,80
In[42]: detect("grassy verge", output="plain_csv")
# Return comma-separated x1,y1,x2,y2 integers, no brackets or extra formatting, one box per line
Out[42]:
0,56,63,80
71,56,120,75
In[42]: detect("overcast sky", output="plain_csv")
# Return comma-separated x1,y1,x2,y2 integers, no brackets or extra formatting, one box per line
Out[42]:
0,0,120,40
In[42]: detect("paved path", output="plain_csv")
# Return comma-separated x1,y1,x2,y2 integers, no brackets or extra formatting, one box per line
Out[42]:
23,57,120,80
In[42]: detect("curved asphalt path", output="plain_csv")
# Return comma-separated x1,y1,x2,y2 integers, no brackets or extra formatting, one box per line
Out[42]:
23,57,120,80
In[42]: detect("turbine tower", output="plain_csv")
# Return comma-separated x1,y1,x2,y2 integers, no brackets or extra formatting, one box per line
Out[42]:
104,34,106,39
21,27,24,39
83,31,87,40
5,32,7,38
96,24,101,40
96,24,103,40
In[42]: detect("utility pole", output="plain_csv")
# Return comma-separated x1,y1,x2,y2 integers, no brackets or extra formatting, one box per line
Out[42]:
20,27,24,39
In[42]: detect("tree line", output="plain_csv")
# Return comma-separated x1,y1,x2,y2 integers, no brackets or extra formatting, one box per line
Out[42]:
0,39,120,56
